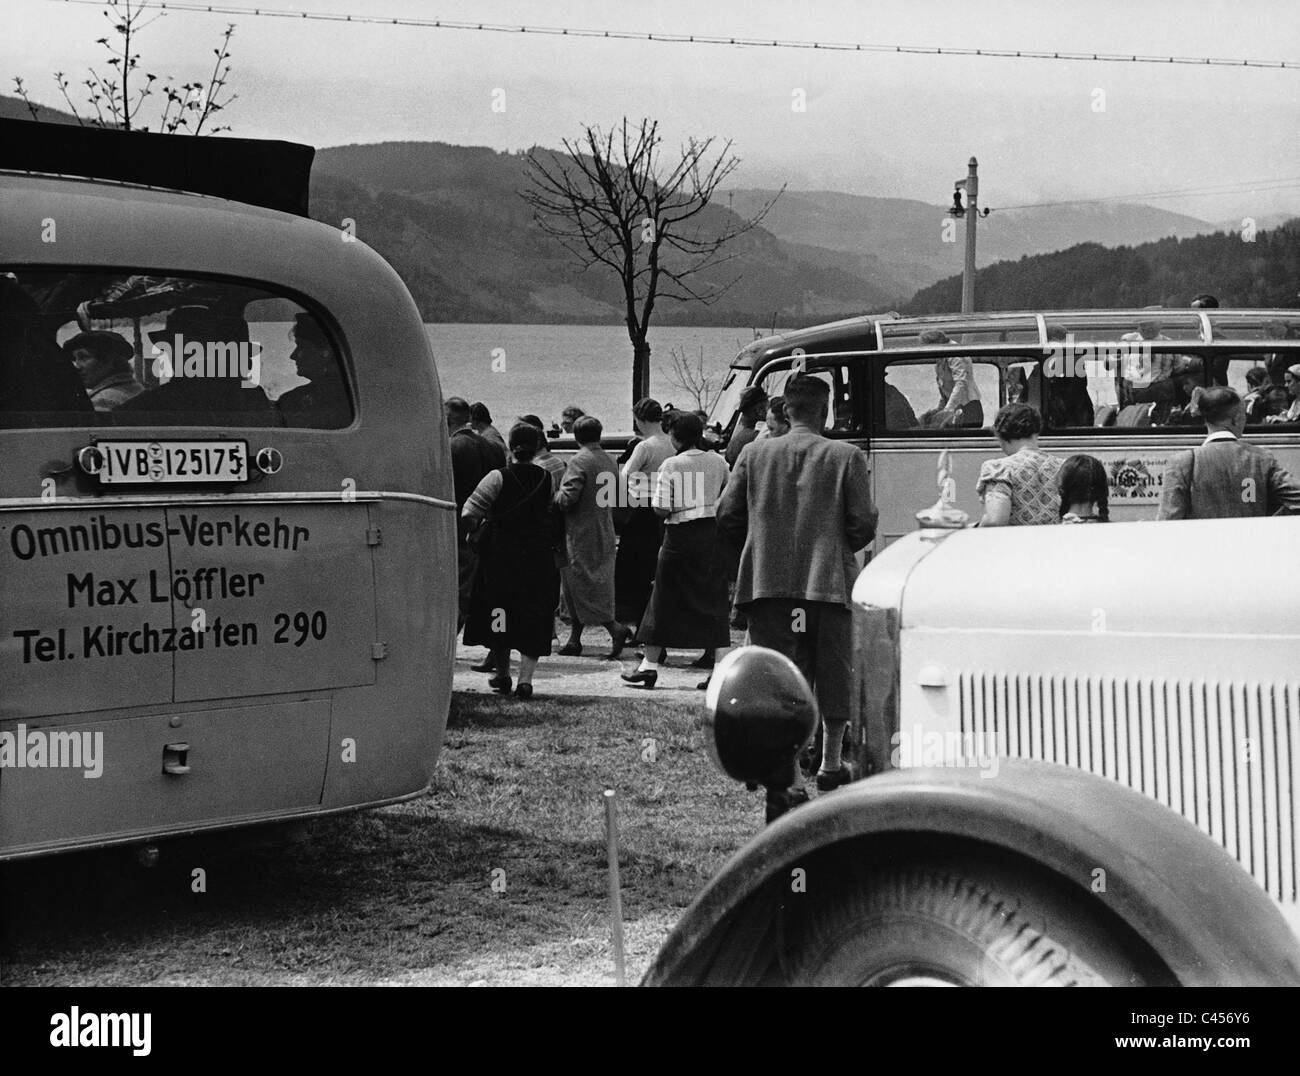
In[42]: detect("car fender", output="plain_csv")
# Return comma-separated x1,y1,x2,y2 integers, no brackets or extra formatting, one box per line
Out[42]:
644,759,1300,986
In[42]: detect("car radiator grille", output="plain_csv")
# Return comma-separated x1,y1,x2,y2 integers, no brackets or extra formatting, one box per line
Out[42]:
956,671,1299,903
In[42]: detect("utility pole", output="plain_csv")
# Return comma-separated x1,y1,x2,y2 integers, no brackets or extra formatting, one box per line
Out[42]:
947,157,981,313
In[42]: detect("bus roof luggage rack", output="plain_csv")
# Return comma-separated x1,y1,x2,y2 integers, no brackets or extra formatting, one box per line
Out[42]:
0,118,315,217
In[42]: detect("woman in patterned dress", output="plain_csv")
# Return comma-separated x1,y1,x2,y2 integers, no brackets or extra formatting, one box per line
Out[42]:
976,403,1062,527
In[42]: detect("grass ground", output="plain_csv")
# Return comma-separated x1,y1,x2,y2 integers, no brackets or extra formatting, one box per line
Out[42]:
0,690,761,986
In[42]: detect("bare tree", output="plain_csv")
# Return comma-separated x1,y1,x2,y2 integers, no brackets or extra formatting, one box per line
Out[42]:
662,345,725,414
12,0,236,134
523,118,781,405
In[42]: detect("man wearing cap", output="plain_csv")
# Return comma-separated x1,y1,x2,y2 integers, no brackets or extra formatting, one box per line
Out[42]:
63,330,144,411
725,386,769,467
1158,386,1300,519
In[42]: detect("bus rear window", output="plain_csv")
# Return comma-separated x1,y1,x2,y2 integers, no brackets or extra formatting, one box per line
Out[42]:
1,270,353,429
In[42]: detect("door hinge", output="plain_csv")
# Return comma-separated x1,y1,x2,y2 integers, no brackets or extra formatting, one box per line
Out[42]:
366,526,382,546
371,641,388,660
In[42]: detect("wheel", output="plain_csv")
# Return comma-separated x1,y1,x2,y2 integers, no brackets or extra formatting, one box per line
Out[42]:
782,845,1164,986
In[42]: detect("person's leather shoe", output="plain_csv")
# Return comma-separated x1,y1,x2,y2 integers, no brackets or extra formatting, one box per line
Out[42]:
620,669,657,689
607,625,633,660
815,765,852,792
696,679,710,690
470,657,496,673
557,642,582,656
764,786,809,824
488,675,512,694
514,683,534,700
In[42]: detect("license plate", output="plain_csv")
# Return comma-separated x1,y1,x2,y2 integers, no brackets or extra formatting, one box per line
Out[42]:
95,441,248,484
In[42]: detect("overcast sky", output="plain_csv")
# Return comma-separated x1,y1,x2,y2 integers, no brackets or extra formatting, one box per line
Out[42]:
5,0,1299,221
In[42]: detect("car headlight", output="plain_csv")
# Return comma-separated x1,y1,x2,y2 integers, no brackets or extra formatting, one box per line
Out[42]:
704,646,818,786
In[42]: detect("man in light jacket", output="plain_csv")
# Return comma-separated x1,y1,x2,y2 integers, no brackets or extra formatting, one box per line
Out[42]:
1157,386,1300,519
716,375,878,822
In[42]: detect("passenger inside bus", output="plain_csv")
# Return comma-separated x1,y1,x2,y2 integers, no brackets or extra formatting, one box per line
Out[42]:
1263,320,1298,386
919,329,983,428
1263,384,1294,423
276,313,351,428
1266,365,1300,424
883,376,918,429
62,329,145,412
1005,367,1028,406
117,304,279,425
0,274,94,424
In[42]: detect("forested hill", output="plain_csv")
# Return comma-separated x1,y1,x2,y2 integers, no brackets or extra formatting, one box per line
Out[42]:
309,141,907,325
903,224,1300,313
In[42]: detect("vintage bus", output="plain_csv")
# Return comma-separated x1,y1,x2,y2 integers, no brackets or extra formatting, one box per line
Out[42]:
708,309,1300,543
0,120,458,859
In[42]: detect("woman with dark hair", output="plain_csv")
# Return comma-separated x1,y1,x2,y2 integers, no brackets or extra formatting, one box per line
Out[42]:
621,411,731,690
615,397,674,628
462,422,561,699
1058,454,1110,523
976,402,1062,527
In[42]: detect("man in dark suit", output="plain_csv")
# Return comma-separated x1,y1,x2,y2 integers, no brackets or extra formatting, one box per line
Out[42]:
717,375,878,822
1157,386,1300,520
447,395,505,633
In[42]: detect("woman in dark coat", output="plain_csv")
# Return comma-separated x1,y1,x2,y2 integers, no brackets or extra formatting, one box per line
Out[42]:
462,423,560,699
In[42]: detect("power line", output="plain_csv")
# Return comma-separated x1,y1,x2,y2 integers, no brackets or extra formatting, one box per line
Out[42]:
992,177,1300,213
47,0,1300,71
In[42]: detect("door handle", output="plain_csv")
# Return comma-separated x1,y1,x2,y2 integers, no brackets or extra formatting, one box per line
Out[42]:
163,742,191,776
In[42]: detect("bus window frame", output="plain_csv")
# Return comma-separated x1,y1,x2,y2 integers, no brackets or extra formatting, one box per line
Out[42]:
868,342,1300,439
751,354,867,441
3,263,360,432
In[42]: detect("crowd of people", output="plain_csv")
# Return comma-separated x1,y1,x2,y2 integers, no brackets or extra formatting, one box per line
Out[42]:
447,363,1300,823
447,393,742,699
445,380,874,820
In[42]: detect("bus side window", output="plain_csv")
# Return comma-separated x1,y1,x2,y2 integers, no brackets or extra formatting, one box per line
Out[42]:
758,365,855,434
878,357,998,432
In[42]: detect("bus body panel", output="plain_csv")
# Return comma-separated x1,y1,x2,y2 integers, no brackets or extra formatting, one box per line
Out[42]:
1,171,457,858
0,699,331,854
870,434,1300,547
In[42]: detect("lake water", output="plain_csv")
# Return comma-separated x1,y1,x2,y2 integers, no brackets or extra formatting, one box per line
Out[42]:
427,323,758,436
